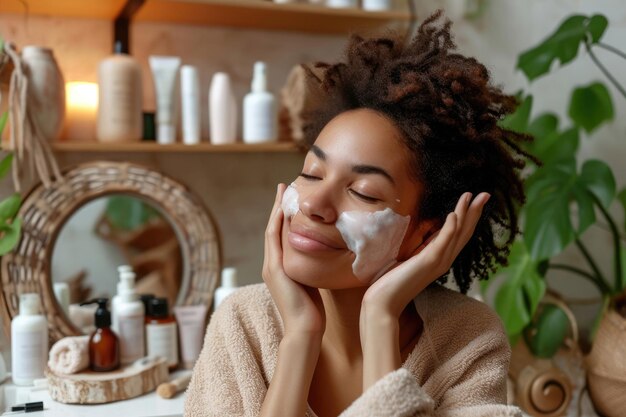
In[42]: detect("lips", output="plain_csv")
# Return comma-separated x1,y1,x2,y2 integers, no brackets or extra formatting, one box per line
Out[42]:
287,223,345,252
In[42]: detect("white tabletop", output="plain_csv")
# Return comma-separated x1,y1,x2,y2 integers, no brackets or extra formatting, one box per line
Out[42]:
1,372,188,417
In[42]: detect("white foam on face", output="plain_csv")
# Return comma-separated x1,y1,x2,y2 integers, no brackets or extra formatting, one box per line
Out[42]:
336,208,410,284
280,182,410,284
281,183,299,218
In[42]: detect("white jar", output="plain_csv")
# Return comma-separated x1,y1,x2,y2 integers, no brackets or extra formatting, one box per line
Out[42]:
209,73,237,145
243,62,277,143
362,0,392,11
11,294,48,386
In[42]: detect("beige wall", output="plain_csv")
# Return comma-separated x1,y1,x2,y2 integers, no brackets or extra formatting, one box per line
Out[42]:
1,0,625,343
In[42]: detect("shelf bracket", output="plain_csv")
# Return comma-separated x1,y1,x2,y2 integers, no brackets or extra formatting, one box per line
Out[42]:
113,0,146,54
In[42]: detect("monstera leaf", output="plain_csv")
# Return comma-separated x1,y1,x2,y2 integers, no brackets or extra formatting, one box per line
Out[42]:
500,94,533,134
525,113,580,165
524,158,615,260
483,241,546,341
517,14,608,81
568,82,614,133
525,304,570,358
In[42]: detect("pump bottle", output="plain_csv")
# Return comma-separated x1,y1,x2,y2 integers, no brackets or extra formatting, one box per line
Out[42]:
113,270,145,364
11,294,48,386
214,267,239,311
81,298,119,372
243,62,277,143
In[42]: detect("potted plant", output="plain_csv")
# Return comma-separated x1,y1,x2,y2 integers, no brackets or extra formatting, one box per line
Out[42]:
482,13,625,416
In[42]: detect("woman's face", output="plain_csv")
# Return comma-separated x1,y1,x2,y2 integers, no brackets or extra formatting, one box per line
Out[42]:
281,108,433,289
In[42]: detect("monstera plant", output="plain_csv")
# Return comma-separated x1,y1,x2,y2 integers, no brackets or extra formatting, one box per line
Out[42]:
483,14,625,358
0,36,22,256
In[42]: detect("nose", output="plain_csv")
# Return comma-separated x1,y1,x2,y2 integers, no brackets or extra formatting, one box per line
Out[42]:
299,183,338,224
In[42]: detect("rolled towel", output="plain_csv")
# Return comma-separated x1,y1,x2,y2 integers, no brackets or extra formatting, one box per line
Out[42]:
48,336,90,375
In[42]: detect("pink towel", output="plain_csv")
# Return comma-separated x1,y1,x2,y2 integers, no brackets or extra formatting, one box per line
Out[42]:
48,336,90,375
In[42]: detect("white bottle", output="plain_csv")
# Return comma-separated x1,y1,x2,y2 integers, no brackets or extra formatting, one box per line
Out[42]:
181,65,201,145
214,267,239,311
362,0,391,11
114,271,146,364
326,0,357,8
209,72,237,145
111,264,133,331
11,294,48,386
243,62,277,144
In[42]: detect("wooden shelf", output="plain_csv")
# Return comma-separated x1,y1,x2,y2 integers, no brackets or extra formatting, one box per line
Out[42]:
51,141,302,153
135,0,412,34
1,0,412,34
0,0,128,20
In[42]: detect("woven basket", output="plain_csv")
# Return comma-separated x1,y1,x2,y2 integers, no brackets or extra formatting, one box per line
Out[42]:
585,309,626,417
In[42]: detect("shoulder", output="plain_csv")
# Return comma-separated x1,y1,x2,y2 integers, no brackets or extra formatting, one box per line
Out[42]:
416,285,509,359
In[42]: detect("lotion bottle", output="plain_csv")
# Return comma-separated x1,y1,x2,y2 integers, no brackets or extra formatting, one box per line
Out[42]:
111,264,133,331
11,294,48,386
97,41,143,143
243,61,277,143
114,271,145,364
209,72,237,144
81,298,120,372
146,298,179,371
214,267,239,311
181,65,201,144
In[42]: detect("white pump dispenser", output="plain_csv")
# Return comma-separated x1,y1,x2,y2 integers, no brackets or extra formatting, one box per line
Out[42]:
117,271,146,364
112,267,145,364
243,61,277,143
11,294,48,386
213,267,239,311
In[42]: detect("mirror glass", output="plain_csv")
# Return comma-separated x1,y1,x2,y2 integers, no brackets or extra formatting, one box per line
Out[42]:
51,194,184,333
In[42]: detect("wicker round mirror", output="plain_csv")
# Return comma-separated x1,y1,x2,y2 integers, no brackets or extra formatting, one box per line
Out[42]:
0,161,221,342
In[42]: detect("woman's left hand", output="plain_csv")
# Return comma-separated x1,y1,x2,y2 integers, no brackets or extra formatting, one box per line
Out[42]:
361,192,490,318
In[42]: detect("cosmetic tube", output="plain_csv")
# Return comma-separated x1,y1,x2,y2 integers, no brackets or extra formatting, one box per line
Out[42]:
173,305,208,369
181,65,201,144
149,56,181,144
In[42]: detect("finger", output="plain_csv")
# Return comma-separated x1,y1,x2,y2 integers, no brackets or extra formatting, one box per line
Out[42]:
264,184,287,275
449,192,472,254
455,192,490,253
428,212,458,264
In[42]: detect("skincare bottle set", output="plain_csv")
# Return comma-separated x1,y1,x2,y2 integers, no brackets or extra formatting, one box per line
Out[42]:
149,57,278,145
273,0,391,11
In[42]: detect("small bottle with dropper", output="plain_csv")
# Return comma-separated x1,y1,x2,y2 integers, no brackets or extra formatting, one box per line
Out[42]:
80,298,120,372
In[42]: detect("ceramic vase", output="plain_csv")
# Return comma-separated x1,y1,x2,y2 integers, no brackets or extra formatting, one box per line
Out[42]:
585,309,626,417
21,46,65,141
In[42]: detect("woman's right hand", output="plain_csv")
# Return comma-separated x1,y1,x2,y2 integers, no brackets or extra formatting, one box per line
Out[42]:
262,183,326,338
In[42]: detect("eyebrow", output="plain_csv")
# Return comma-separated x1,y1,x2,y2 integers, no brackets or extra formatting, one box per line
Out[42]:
310,145,396,185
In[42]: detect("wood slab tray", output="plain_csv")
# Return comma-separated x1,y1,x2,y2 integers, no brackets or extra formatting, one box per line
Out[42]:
46,357,169,404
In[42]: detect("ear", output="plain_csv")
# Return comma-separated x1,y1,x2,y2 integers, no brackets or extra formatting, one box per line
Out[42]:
397,217,441,261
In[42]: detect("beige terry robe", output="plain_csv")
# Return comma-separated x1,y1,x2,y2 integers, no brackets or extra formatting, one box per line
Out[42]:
185,283,522,417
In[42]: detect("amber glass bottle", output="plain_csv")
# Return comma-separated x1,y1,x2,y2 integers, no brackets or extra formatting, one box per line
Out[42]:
81,298,120,372
146,298,179,371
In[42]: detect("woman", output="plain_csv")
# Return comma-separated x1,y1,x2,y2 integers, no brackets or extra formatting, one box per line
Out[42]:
186,11,532,417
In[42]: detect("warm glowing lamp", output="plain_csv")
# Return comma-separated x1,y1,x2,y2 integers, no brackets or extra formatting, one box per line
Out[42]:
63,82,98,141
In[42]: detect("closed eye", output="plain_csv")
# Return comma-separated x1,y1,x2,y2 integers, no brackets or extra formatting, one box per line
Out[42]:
350,189,380,203
299,173,321,181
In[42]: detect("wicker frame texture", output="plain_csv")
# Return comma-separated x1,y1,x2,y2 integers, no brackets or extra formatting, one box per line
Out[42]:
0,161,221,342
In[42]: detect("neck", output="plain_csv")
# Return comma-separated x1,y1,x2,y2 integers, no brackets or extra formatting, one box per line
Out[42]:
318,287,422,366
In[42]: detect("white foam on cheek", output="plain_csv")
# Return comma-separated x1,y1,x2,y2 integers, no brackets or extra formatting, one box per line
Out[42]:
336,208,410,284
281,183,300,218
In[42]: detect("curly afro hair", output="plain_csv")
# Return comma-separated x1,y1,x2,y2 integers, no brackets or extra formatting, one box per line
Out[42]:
300,10,536,294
